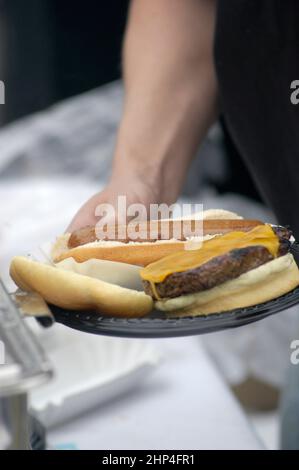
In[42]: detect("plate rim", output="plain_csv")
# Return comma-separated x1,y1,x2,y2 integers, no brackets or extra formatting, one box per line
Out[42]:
50,285,299,338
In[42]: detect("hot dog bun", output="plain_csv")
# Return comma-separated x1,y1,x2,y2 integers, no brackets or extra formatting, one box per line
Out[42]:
10,256,153,317
52,210,262,266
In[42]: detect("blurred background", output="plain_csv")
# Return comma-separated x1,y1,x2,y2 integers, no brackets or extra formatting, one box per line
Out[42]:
0,0,260,201
0,0,298,451
0,0,127,124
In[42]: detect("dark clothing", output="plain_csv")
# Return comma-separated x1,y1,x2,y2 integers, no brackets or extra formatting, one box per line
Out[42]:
280,359,299,449
215,0,299,237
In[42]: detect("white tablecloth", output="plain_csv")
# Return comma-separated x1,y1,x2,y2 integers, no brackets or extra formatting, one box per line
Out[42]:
48,338,262,450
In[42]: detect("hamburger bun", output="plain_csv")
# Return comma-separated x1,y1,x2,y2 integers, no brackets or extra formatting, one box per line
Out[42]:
156,253,299,316
10,256,153,318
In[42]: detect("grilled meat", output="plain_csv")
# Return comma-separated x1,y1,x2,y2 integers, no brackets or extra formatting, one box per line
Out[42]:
143,227,292,300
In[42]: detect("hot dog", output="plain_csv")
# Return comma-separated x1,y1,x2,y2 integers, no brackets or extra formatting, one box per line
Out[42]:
68,219,263,248
52,210,264,266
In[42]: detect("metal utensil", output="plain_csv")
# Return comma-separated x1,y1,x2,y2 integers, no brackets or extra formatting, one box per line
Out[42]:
0,279,53,449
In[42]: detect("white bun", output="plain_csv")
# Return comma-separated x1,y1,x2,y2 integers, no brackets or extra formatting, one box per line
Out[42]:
156,254,299,317
10,256,153,318
202,209,243,220
179,209,243,220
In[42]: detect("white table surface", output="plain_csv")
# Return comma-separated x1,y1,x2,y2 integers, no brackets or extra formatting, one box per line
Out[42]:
48,337,262,450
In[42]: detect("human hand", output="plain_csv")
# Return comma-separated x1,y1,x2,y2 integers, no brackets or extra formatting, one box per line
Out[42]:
67,175,163,233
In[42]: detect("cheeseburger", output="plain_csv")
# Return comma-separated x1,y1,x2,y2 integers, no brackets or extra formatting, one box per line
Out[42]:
141,224,299,316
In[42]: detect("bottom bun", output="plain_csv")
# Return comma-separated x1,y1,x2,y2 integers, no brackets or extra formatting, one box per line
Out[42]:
156,253,299,317
10,256,153,318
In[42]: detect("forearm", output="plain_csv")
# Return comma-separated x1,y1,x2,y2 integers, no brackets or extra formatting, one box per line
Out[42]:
112,0,218,203
68,0,218,231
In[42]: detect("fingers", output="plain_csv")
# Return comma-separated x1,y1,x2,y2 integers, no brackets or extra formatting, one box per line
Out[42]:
66,193,104,233
66,178,165,233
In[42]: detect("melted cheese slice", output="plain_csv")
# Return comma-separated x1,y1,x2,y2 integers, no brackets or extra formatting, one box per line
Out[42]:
140,225,279,283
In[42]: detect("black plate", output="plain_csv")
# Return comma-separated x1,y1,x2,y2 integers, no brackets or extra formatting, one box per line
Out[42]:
50,286,299,338
49,240,299,338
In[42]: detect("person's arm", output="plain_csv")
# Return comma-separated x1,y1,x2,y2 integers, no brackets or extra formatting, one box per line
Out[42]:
68,0,218,231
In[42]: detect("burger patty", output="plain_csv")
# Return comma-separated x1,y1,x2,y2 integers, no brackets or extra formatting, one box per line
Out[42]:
275,226,292,256
143,227,292,300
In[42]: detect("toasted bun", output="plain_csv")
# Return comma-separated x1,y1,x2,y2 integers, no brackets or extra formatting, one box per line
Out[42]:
52,236,209,266
10,256,153,317
52,209,243,265
155,254,299,317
